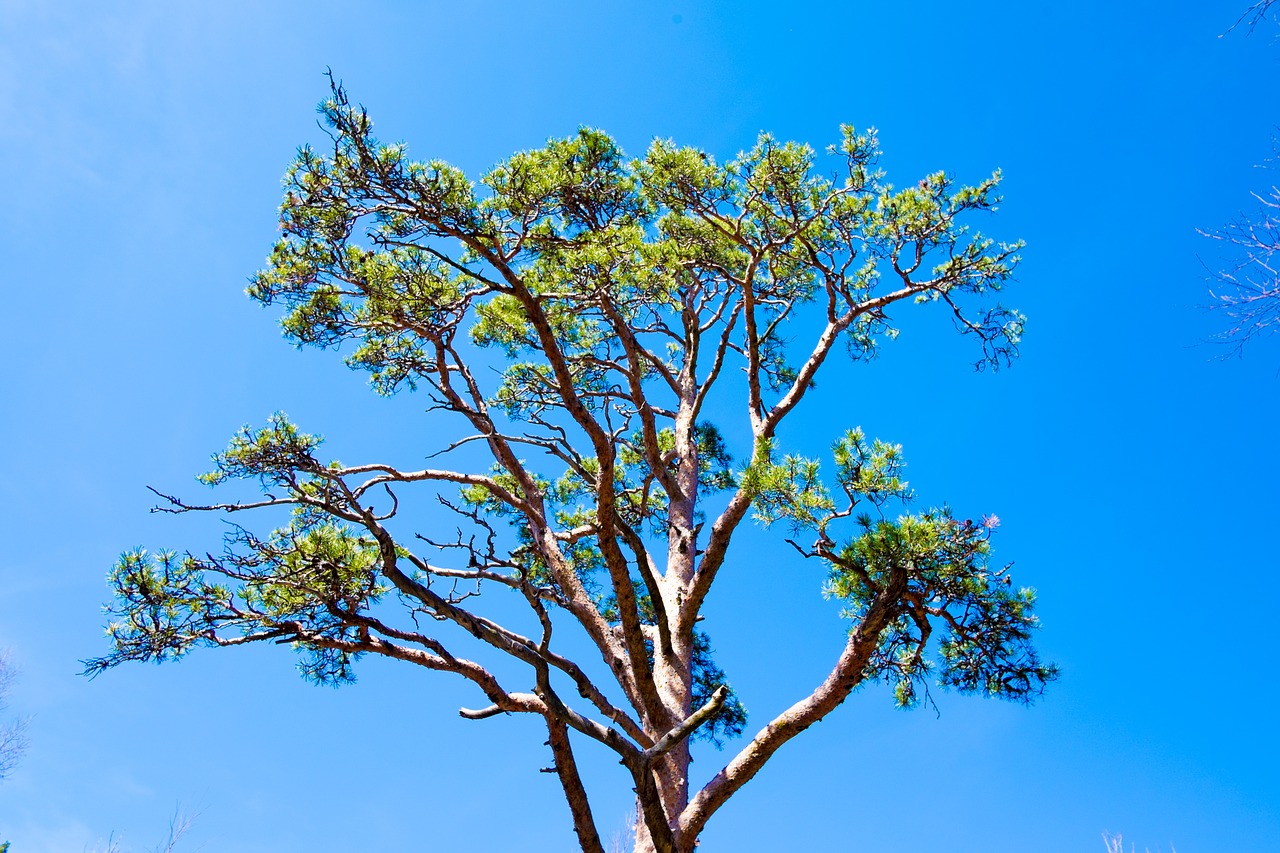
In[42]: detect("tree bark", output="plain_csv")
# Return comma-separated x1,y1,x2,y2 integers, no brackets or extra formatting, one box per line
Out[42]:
546,716,606,853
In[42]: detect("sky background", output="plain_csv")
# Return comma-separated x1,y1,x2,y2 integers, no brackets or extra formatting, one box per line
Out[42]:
2,1,1278,850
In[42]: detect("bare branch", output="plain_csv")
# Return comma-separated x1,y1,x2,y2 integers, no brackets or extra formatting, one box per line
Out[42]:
1201,180,1280,353
459,704,506,720
645,686,727,761
1225,0,1277,34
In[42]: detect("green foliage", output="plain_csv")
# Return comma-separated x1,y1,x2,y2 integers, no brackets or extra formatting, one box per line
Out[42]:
831,428,912,506
198,413,323,487
743,429,912,529
690,631,747,747
742,443,834,529
750,428,1054,707
92,519,387,684
244,90,1022,429
827,510,1055,706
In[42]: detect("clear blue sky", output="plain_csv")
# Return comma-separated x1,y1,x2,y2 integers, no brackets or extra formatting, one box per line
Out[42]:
2,1,1278,850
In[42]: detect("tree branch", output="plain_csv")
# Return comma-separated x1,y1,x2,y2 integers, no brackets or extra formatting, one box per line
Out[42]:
646,685,727,761
678,576,905,840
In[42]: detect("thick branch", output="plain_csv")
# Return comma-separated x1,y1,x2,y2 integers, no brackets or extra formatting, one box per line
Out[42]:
546,716,607,853
678,578,905,840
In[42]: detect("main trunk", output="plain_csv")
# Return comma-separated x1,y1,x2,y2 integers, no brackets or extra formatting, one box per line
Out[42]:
630,628,695,853
630,750,692,853
631,389,701,853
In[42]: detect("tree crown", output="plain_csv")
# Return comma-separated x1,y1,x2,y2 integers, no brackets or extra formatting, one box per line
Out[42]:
88,81,1054,853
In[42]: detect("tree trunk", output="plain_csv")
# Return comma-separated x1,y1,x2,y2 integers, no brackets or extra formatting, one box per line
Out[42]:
631,640,694,853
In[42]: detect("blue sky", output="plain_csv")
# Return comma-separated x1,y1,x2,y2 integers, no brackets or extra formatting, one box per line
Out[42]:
1,1,1278,850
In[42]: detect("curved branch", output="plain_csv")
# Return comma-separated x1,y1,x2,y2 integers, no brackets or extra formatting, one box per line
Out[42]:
678,577,905,841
